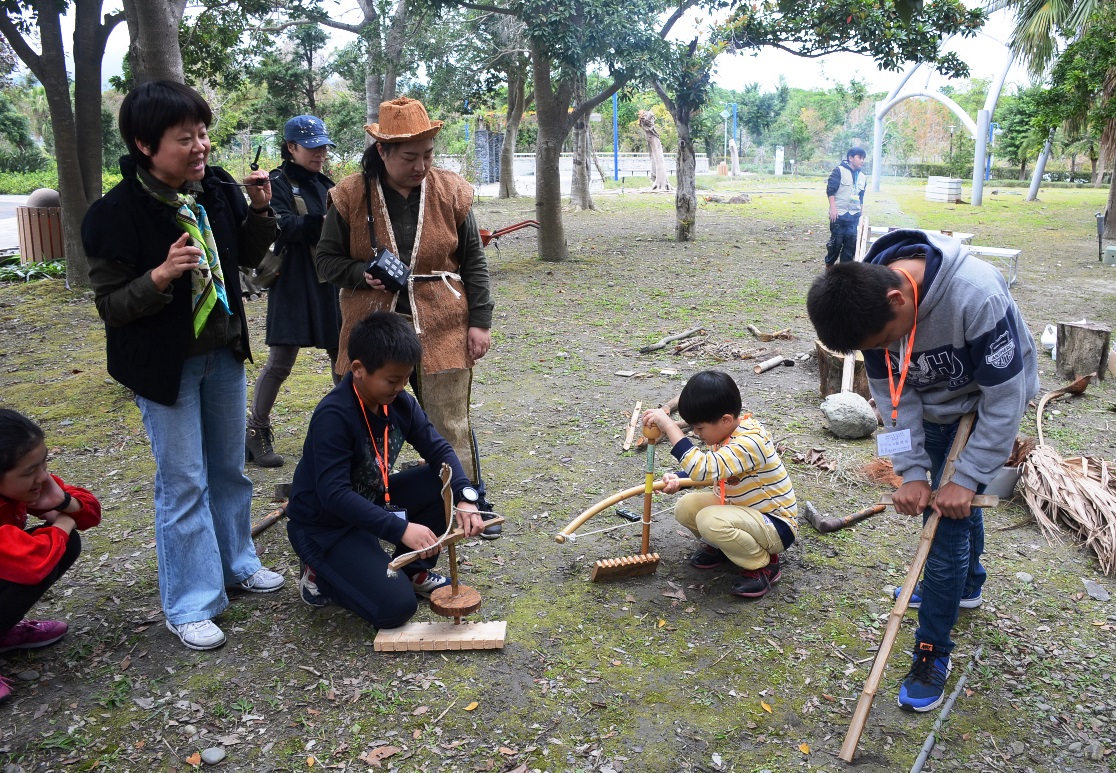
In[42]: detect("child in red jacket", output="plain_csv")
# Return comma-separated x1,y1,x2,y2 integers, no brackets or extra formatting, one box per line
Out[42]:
0,409,101,702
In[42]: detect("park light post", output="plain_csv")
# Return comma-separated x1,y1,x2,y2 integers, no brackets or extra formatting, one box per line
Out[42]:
719,107,731,160
612,92,619,181
984,122,1003,181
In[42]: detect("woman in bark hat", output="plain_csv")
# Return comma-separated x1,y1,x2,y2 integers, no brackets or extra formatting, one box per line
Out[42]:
245,115,340,468
313,97,501,549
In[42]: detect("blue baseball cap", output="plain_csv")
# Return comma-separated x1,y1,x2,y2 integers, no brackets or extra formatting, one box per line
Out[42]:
283,115,334,148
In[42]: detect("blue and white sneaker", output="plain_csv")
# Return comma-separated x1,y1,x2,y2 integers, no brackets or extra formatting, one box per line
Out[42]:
411,570,451,598
299,562,331,608
894,582,982,610
898,642,952,712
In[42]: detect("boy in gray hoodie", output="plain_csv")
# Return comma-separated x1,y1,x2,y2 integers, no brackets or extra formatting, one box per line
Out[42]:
806,230,1038,712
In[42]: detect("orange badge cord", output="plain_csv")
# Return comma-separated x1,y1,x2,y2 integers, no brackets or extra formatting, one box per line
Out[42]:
885,267,919,427
715,413,751,505
354,382,393,507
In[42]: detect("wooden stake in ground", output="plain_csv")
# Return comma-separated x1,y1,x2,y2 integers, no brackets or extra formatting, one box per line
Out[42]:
622,401,642,451
839,413,984,762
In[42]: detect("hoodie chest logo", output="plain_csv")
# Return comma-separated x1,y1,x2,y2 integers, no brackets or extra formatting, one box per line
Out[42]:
985,331,1016,369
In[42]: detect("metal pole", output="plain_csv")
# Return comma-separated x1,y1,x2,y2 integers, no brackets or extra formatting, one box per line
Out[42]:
871,104,885,192
732,103,737,148
723,119,727,160
1026,128,1055,202
971,109,990,206
612,92,619,182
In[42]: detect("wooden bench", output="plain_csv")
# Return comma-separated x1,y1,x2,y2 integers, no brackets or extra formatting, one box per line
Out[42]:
967,245,1021,287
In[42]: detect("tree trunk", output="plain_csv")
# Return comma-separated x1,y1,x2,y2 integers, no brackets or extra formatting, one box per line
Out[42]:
499,73,526,198
1019,159,1026,180
1106,151,1116,240
639,111,671,192
674,123,696,242
569,72,594,211
1056,321,1111,381
121,0,186,84
1091,157,1100,185
1,0,122,287
531,43,570,262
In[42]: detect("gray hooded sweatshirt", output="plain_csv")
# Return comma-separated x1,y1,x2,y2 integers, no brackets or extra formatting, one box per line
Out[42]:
863,230,1039,492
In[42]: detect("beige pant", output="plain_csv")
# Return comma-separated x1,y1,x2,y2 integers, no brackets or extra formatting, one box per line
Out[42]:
413,367,479,483
675,491,785,570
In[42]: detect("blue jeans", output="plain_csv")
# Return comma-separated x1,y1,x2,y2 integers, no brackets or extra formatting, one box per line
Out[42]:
915,419,987,654
136,348,261,625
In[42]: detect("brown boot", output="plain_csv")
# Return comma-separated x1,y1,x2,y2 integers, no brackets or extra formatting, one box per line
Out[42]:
245,427,284,468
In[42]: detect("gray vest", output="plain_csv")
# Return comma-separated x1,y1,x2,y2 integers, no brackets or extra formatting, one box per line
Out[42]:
834,165,864,216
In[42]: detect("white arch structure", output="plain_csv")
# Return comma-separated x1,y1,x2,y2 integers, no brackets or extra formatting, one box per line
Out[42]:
870,34,1015,206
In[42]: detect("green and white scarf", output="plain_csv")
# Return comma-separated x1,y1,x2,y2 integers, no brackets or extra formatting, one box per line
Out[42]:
139,176,232,337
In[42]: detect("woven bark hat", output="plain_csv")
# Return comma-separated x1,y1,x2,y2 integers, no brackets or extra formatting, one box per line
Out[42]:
365,97,444,143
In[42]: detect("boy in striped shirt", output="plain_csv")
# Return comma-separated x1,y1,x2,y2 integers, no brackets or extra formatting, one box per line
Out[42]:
643,370,798,599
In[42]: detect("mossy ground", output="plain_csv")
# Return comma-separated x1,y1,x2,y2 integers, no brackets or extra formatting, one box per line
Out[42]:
0,177,1114,772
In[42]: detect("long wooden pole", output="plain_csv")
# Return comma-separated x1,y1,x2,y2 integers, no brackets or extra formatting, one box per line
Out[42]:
839,413,975,762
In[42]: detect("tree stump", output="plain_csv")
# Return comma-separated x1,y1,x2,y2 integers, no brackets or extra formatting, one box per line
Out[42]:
1056,321,1110,381
816,340,870,399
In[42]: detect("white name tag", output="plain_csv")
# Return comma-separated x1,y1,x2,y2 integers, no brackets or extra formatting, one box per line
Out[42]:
877,428,912,456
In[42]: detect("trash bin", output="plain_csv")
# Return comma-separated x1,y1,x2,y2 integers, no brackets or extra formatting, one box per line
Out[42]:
16,206,64,264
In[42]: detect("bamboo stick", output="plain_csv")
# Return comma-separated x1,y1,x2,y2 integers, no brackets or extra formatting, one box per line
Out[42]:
622,401,642,451
839,413,975,762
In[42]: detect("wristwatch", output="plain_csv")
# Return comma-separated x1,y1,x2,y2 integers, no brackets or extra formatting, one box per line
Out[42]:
458,486,480,505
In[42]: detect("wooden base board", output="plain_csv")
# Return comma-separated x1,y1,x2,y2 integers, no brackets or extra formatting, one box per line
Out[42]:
373,621,507,652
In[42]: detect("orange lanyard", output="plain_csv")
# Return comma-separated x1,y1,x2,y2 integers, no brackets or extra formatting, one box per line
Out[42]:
884,267,919,427
714,413,751,505
353,383,392,506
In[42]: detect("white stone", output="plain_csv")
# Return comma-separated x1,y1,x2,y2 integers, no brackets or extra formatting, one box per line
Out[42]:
821,392,877,439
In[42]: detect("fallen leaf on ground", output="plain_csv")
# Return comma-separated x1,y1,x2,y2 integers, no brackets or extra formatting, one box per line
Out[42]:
499,746,518,755
359,746,400,768
185,752,201,767
799,742,810,754
760,701,772,713
464,701,479,711
657,619,666,628
412,705,430,715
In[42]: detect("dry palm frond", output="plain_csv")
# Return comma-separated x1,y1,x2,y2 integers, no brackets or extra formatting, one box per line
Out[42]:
1020,375,1116,575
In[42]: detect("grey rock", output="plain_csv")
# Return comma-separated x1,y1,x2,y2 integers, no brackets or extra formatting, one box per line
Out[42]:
729,194,751,204
201,747,226,765
1085,741,1104,761
1010,741,1026,756
184,724,198,737
1082,579,1110,601
821,392,877,439
1032,645,1047,658
1068,742,1083,753
1016,571,1034,583
15,670,38,681
4,763,27,773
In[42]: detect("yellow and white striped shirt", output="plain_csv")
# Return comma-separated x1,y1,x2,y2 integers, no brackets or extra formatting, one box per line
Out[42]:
675,417,798,532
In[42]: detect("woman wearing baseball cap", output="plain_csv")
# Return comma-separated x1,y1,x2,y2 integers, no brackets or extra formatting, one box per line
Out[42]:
245,115,340,467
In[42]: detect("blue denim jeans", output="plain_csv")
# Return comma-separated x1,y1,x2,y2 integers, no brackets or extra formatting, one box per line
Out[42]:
915,419,987,653
136,348,261,625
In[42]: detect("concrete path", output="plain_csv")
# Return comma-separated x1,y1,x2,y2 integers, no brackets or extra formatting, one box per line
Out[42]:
0,195,27,252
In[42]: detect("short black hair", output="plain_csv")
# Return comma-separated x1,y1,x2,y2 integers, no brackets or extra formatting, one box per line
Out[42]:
348,312,422,373
848,147,867,160
119,81,213,170
677,371,742,426
806,262,902,352
0,408,45,474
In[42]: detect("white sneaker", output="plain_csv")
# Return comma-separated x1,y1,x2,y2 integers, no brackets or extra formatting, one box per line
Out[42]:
235,567,285,593
166,619,226,650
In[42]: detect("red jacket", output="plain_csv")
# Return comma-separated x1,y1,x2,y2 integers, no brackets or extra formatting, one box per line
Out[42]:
0,474,101,585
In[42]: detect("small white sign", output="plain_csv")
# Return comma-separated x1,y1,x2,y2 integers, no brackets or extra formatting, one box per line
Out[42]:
877,428,912,457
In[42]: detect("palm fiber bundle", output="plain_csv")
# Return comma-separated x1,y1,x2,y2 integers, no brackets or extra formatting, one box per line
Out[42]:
1018,374,1116,575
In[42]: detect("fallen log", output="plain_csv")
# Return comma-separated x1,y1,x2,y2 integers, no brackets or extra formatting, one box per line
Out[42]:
746,324,792,342
639,326,704,354
802,502,886,534
753,355,794,374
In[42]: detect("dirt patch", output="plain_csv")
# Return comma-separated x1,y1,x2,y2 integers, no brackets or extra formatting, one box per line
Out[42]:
0,180,1114,772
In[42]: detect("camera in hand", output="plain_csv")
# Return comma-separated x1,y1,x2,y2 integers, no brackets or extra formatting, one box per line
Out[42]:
367,247,411,294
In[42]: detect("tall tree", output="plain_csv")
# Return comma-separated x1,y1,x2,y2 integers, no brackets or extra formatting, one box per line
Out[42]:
651,34,719,241
722,0,985,80
0,0,124,286
1033,2,1116,238
121,0,186,83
